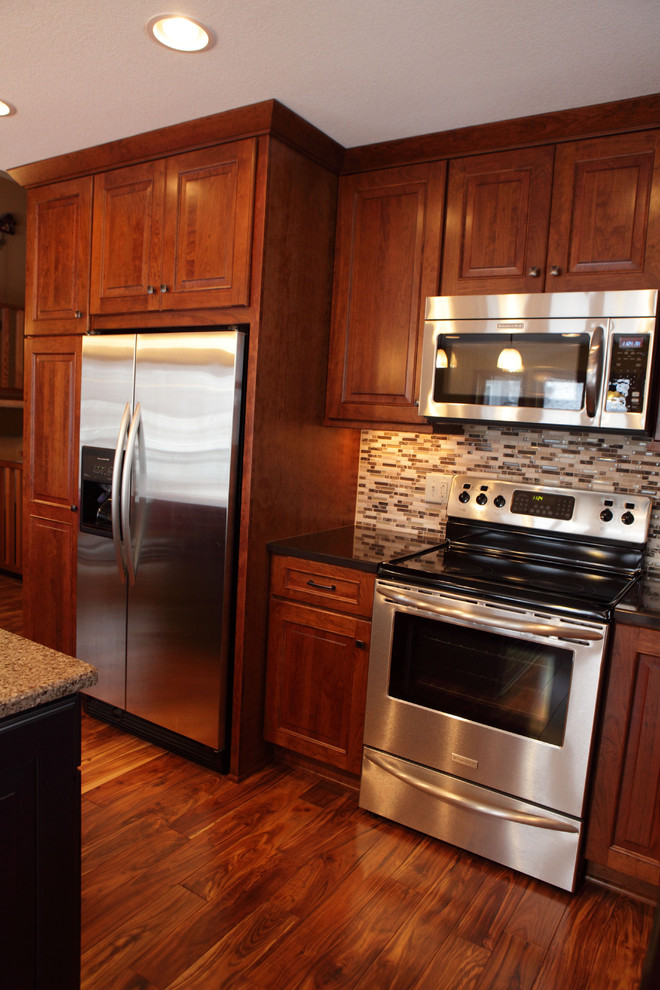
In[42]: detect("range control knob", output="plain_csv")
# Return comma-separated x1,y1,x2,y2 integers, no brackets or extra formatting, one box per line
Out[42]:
494,495,506,508
621,511,635,526
600,508,613,522
476,493,488,506
458,490,470,504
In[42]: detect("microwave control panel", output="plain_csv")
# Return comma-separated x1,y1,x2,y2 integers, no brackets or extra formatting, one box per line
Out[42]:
605,334,650,414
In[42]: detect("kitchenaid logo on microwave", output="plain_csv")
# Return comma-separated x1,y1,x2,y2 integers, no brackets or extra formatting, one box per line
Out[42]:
497,322,525,329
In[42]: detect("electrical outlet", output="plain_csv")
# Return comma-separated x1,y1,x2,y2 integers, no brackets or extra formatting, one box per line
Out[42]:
425,473,452,504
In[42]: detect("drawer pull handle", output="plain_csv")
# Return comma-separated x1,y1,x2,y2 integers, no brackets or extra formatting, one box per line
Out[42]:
306,579,337,592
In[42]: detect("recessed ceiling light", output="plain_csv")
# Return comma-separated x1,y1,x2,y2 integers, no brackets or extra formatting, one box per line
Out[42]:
0,100,16,117
147,14,215,52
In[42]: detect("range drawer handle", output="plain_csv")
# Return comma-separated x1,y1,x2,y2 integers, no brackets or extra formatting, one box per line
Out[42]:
365,750,579,833
306,579,337,592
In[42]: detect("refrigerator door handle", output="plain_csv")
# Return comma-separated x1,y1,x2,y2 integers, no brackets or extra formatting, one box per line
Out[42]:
121,401,141,586
111,403,131,582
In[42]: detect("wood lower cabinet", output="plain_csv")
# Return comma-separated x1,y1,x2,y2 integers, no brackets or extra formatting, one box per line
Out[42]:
22,336,80,654
325,162,446,426
25,177,92,334
0,695,82,990
264,555,375,775
586,620,660,896
90,139,256,314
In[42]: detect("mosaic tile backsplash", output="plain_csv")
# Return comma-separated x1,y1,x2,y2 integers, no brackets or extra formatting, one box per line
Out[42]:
354,426,660,572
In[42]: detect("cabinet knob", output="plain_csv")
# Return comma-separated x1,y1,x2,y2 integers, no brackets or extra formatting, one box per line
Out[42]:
356,640,366,649
70,505,78,512
160,284,169,293
550,265,562,276
74,310,83,319
527,266,541,277
147,285,155,294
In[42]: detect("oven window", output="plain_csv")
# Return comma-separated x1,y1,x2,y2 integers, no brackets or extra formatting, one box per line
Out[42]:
389,613,573,746
433,332,589,410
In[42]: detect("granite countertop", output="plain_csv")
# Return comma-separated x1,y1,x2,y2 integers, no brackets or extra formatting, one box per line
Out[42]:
267,525,441,572
0,629,97,719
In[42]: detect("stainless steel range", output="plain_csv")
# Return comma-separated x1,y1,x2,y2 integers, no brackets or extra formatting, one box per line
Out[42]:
359,475,651,891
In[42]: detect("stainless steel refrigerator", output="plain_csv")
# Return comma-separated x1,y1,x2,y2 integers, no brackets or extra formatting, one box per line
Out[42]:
76,329,245,770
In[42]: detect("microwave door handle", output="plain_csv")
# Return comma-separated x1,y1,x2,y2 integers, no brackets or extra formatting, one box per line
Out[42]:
585,325,605,419
111,402,131,582
121,402,141,586
382,591,603,641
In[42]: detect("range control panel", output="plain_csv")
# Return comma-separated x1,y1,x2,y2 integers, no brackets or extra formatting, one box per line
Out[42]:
448,474,652,545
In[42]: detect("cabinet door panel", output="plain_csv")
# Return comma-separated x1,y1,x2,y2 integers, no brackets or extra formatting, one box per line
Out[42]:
586,622,660,888
441,147,554,294
326,162,445,424
25,177,92,334
90,161,165,313
547,131,660,290
24,339,80,508
265,598,370,773
162,139,256,309
23,337,80,653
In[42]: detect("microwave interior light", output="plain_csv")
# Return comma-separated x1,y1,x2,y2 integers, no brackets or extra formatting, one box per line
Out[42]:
436,348,449,369
497,346,524,373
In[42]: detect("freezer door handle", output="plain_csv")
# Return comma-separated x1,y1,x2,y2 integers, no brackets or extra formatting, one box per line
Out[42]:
121,401,141,585
112,402,131,582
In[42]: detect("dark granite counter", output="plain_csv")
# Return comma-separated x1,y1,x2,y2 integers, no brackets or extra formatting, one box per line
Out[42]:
615,573,660,630
267,525,441,572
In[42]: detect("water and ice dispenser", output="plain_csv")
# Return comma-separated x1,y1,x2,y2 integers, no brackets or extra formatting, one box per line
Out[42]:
80,447,117,536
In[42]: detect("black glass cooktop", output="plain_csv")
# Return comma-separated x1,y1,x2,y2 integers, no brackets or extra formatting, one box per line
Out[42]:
378,538,643,618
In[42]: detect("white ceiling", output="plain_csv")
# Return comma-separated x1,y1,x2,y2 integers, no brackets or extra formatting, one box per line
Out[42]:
2,0,660,172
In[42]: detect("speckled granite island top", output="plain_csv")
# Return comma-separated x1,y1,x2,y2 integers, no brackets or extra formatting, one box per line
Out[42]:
0,629,97,719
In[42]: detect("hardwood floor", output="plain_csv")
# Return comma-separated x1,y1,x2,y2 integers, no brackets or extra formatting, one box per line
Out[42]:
0,573,653,986
79,714,655,990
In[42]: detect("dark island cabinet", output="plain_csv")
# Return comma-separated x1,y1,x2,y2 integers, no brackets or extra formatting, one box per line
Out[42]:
586,621,660,898
0,695,82,990
264,555,375,775
325,161,446,427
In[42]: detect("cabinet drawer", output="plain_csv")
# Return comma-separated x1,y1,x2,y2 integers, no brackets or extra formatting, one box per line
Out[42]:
270,554,375,618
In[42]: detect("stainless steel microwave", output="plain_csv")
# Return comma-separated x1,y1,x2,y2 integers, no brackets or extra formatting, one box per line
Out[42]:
419,290,659,433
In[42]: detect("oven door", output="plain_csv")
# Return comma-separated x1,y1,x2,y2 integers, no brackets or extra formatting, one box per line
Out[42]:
362,579,609,820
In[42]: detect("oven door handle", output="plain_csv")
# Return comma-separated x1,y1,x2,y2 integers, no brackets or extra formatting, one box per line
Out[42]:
382,591,604,642
365,750,580,833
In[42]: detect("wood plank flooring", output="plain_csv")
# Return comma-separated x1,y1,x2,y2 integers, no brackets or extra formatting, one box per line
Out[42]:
0,572,653,987
79,714,655,990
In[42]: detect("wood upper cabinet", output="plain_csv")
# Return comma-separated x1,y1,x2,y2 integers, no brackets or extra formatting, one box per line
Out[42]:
22,336,81,655
443,131,660,295
441,146,555,295
586,621,660,892
325,162,446,425
264,555,375,775
90,138,257,314
547,131,660,291
25,177,92,334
